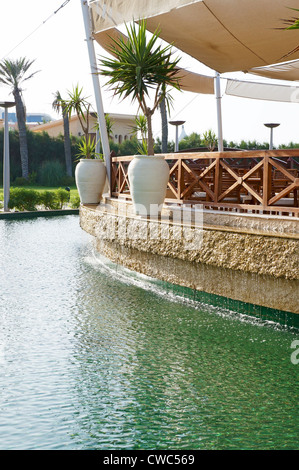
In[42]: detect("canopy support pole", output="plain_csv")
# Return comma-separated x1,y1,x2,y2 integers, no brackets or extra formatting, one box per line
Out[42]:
80,0,111,194
3,107,10,211
215,72,224,152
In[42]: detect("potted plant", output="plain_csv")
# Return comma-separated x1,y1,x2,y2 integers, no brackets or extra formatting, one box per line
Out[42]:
74,135,106,204
64,85,107,204
99,20,181,216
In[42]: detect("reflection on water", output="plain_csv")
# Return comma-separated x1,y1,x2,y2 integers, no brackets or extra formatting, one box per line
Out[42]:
0,216,298,450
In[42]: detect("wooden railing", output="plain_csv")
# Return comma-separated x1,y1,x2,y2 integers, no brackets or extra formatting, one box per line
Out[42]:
110,150,299,216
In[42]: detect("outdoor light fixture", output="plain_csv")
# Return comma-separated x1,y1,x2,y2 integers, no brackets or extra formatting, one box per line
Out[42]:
0,101,15,211
264,123,280,150
169,120,185,152
65,186,70,202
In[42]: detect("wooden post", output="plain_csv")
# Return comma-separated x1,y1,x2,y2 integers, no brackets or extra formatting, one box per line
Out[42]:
178,158,185,200
263,155,272,207
214,157,222,203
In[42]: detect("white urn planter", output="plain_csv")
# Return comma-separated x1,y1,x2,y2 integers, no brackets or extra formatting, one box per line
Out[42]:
75,159,107,204
128,155,169,216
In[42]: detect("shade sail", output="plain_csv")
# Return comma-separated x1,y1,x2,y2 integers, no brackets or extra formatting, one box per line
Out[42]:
95,28,215,94
226,78,299,102
90,0,299,75
248,60,299,81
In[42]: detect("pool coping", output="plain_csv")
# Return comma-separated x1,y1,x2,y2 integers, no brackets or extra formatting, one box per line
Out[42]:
0,209,79,219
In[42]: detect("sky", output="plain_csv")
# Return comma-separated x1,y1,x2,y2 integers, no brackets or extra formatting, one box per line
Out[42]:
1,0,299,147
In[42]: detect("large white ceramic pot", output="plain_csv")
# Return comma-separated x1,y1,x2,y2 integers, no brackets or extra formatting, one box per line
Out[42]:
75,158,107,204
128,155,169,216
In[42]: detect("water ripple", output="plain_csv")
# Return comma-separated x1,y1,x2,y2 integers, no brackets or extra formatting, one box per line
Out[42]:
0,216,298,450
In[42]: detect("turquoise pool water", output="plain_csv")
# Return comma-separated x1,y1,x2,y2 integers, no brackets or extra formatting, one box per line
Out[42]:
0,215,298,450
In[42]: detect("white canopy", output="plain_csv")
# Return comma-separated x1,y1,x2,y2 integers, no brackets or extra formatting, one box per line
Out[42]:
90,0,299,77
226,79,299,103
249,60,299,81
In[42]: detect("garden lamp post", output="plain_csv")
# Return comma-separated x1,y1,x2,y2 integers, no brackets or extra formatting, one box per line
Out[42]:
169,120,185,152
264,123,280,150
1,101,15,211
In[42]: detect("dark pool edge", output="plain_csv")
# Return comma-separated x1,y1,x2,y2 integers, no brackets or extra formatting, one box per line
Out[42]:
154,279,299,330
102,256,299,330
0,209,79,220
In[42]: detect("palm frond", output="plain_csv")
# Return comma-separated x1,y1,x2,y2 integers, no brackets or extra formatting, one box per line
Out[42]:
98,19,182,155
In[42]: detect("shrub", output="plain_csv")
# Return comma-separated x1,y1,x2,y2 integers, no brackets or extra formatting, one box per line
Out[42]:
40,191,60,210
8,188,41,211
13,176,30,186
13,173,37,186
70,193,81,208
59,175,75,186
38,160,65,186
54,188,70,209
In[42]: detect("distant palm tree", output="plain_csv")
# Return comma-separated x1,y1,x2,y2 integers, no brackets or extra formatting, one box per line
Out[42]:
64,84,91,141
131,114,148,142
0,57,39,179
52,91,72,177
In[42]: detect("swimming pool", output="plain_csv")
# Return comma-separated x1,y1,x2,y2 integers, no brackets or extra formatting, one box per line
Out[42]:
0,215,298,449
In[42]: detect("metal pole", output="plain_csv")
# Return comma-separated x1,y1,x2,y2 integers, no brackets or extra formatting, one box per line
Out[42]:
3,107,10,211
80,0,111,193
169,120,185,153
215,72,223,152
175,125,179,152
270,128,273,150
264,123,279,150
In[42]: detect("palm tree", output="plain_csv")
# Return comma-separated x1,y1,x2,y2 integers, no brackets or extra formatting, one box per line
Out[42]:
64,84,91,141
0,57,39,179
99,20,181,155
104,113,115,140
93,113,114,155
52,91,72,177
131,114,148,141
159,95,168,153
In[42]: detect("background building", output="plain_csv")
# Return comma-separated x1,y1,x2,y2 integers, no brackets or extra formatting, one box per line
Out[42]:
31,112,136,143
0,110,52,130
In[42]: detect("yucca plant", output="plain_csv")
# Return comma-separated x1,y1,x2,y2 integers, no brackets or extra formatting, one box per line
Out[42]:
76,135,102,160
99,20,181,155
131,113,148,142
64,84,91,142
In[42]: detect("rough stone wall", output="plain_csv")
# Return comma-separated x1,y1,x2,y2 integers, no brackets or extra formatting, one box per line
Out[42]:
80,205,299,280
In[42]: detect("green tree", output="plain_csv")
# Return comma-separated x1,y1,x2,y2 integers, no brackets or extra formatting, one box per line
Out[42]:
52,91,72,176
131,114,148,141
64,84,91,141
203,129,218,151
99,20,181,155
93,112,115,141
179,132,202,150
0,57,39,179
104,113,115,139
